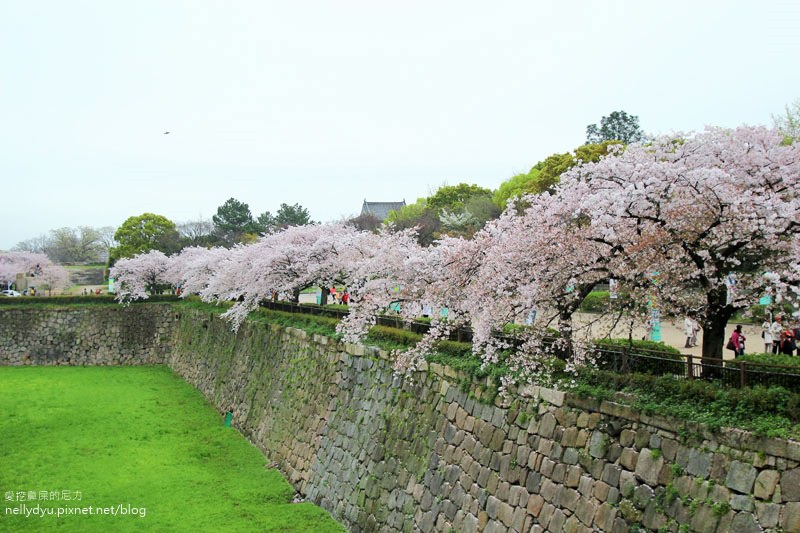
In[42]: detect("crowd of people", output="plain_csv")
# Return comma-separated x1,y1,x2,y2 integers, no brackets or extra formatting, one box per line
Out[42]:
760,315,799,356
693,313,800,358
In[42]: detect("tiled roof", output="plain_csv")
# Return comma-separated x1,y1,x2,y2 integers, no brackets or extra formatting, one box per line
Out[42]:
361,200,406,221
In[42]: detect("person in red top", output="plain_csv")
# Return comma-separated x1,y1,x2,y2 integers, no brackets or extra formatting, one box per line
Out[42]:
729,325,746,356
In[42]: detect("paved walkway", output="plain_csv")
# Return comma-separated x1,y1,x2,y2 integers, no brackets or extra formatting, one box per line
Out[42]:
572,313,766,360
301,292,768,359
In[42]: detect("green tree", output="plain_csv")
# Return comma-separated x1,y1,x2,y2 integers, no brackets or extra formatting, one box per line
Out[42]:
212,198,259,244
493,169,541,209
386,198,441,246
47,226,106,263
586,110,644,144
494,141,622,208
258,203,312,232
427,183,493,213
109,213,180,264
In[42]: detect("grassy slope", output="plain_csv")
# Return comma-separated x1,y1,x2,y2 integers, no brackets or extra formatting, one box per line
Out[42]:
0,366,344,532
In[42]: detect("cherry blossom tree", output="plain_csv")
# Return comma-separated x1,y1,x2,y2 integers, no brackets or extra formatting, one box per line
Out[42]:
562,126,800,364
0,252,69,293
164,246,228,296
111,251,171,302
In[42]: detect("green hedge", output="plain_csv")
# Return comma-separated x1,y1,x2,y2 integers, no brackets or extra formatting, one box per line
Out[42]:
0,295,181,305
579,291,610,313
592,338,684,376
573,369,800,438
732,353,800,370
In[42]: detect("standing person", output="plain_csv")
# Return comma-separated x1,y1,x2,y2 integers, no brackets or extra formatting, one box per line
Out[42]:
729,325,746,356
690,315,699,347
683,314,694,348
794,321,800,356
780,330,795,356
770,315,784,354
761,316,774,354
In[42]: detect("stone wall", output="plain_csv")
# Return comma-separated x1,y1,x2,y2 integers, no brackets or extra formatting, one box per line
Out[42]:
1,305,799,532
0,304,175,365
169,309,800,533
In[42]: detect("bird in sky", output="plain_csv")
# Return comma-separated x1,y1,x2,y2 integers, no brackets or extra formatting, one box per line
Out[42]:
164,131,170,135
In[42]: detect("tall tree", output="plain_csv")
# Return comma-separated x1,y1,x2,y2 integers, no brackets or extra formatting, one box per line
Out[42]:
493,141,621,208
109,213,180,264
46,226,106,263
586,110,644,144
257,203,312,232
177,218,218,247
212,198,258,245
427,184,493,213
14,226,116,263
565,126,800,366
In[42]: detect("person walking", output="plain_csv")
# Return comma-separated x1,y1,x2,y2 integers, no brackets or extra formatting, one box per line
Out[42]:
729,325,746,356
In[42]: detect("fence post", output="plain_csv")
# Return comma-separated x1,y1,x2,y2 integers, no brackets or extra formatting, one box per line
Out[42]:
687,354,693,380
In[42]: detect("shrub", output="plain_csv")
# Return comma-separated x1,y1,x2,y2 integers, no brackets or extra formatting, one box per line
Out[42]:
592,338,684,376
579,291,610,313
725,354,800,391
0,294,180,306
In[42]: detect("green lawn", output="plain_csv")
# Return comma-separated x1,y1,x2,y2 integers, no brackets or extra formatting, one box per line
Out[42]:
0,366,345,532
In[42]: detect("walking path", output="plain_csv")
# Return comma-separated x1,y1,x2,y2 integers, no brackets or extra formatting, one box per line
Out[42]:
300,291,767,359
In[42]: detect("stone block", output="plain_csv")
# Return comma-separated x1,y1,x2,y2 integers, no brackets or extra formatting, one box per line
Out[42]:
539,387,564,407
559,488,580,511
781,467,800,501
526,493,544,517
725,460,757,494
562,427,579,447
780,502,800,531
578,475,593,497
685,448,712,478
563,447,580,465
593,502,617,531
575,497,598,527
566,465,582,488
754,502,779,528
619,447,639,470
635,448,664,486
619,470,637,500
486,495,500,519
593,480,611,502
632,484,654,510
549,509,566,532
497,501,514,528
754,469,779,500
730,494,753,512
689,504,719,533
619,429,636,447
589,431,609,459
538,412,557,439
730,511,761,533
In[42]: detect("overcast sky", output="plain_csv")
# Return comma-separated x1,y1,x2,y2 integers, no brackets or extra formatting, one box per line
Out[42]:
2,1,799,251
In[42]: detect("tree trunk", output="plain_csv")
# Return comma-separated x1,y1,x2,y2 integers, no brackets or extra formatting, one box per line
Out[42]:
557,310,573,360
700,286,735,379
319,287,330,306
